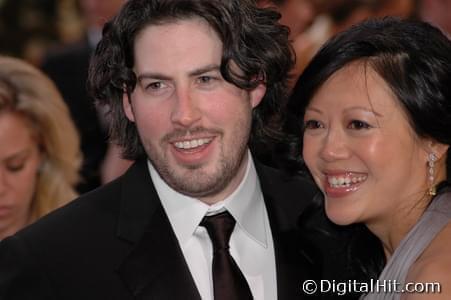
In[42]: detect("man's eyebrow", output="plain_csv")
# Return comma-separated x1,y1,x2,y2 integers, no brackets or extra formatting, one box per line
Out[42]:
188,64,220,77
137,73,171,82
136,64,221,82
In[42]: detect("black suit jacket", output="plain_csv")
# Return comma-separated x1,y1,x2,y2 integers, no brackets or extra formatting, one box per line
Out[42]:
0,159,321,299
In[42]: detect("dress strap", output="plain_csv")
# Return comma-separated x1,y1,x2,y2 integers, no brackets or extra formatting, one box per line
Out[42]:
363,192,451,300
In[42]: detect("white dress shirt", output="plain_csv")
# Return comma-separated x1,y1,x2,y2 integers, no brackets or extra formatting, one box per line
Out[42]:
148,152,277,300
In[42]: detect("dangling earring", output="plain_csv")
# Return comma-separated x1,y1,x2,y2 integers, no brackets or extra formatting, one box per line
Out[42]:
428,153,437,196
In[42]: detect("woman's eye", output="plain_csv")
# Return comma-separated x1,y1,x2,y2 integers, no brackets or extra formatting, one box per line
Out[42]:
304,120,323,130
348,120,371,130
7,164,25,172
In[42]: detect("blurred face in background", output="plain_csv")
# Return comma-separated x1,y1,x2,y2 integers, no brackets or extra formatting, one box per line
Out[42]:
0,112,42,240
419,0,451,36
257,0,317,87
79,0,125,28
259,0,316,40
374,0,415,18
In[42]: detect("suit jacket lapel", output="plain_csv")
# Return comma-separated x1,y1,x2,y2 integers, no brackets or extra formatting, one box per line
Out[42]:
115,160,201,299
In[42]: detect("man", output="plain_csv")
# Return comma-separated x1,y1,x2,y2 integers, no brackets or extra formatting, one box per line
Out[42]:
0,0,320,299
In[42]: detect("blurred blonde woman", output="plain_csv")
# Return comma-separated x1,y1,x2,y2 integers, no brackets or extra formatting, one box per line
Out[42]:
0,56,81,240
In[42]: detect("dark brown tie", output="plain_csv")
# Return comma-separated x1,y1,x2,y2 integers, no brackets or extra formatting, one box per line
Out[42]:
201,211,253,300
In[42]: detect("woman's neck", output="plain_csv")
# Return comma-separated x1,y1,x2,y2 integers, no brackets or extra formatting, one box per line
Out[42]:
366,195,431,261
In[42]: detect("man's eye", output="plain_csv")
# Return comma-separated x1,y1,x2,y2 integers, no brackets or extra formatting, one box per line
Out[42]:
146,82,164,90
199,76,211,83
304,120,323,129
197,76,217,84
348,120,371,130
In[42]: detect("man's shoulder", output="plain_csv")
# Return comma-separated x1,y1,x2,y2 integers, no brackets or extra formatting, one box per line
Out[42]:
255,161,319,199
255,161,320,229
9,160,152,246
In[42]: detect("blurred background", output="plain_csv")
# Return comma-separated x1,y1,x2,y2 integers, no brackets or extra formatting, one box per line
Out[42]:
0,0,449,193
0,0,127,194
0,0,123,65
1,0,449,68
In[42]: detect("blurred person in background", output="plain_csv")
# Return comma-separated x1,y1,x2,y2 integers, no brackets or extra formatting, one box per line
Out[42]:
41,0,129,193
77,0,126,46
294,0,417,83
257,0,316,40
256,0,417,89
0,56,81,240
0,0,59,65
419,0,451,37
256,0,318,88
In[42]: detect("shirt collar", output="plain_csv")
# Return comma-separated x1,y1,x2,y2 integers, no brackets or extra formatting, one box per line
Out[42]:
148,150,268,249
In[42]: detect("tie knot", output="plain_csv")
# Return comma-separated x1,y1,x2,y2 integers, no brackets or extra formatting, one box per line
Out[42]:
200,211,236,251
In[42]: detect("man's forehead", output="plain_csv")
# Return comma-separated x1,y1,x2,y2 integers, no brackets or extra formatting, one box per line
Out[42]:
135,17,218,44
133,18,224,76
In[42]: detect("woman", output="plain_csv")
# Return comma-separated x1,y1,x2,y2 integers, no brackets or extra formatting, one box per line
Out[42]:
0,56,81,240
289,18,451,299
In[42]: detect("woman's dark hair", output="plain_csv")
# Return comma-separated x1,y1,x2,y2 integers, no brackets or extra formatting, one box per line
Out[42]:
288,17,451,282
88,0,293,160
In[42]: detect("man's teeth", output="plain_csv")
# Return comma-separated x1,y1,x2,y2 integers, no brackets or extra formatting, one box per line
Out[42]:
327,175,367,188
174,138,212,149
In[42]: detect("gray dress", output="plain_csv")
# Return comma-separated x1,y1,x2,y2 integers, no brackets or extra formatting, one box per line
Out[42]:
362,192,451,300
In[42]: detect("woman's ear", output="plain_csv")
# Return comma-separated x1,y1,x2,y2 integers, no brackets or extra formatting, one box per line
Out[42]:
426,140,449,160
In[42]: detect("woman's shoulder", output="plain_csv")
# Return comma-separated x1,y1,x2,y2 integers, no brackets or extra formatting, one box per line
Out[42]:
405,223,451,299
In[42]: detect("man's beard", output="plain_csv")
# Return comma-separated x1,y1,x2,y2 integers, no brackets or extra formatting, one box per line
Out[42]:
146,125,250,199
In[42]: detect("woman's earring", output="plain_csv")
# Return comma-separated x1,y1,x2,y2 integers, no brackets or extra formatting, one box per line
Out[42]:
428,153,437,196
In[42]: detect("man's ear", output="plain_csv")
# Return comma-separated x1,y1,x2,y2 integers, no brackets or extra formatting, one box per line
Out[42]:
249,83,266,109
122,92,135,122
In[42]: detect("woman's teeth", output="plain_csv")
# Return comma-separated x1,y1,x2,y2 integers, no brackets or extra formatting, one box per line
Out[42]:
327,175,367,188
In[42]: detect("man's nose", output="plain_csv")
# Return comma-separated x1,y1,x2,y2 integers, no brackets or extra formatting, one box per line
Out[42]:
170,87,201,127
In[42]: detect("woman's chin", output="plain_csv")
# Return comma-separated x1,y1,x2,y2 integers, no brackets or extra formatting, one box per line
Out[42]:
325,205,360,226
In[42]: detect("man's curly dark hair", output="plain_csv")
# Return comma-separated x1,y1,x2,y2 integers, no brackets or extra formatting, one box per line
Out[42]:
88,0,294,160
